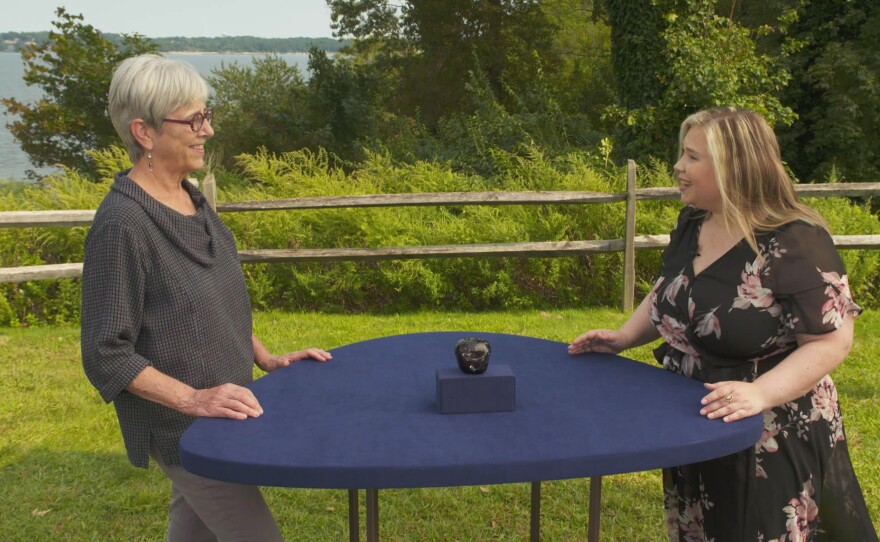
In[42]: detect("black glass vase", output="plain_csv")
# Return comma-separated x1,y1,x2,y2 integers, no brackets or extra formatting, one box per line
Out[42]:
455,338,491,374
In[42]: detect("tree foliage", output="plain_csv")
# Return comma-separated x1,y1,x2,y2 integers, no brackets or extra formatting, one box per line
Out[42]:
306,49,385,161
603,0,793,162
4,1,877,186
540,0,614,128
207,50,385,167
328,0,559,125
1,8,157,177
207,54,311,167
606,0,669,111
776,0,880,181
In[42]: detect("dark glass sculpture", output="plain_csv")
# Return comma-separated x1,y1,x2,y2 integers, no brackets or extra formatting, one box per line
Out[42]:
455,338,491,374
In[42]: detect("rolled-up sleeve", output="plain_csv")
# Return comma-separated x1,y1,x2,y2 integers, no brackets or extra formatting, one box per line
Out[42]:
81,220,151,403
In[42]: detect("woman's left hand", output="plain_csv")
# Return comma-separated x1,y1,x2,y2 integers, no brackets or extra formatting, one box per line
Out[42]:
260,348,332,372
700,381,767,422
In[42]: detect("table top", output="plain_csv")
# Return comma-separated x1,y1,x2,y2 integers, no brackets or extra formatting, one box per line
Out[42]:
180,332,763,489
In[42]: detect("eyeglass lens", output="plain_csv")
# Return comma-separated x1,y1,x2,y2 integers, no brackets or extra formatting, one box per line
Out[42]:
162,108,214,131
192,109,213,131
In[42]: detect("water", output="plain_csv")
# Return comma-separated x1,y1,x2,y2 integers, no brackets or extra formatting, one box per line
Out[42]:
0,52,311,181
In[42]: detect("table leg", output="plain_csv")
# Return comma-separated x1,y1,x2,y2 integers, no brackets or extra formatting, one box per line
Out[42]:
530,481,541,541
348,489,359,542
587,476,602,542
366,489,379,542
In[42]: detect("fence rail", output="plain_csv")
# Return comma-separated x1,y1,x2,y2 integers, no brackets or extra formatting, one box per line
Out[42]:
3,172,880,310
4,184,878,228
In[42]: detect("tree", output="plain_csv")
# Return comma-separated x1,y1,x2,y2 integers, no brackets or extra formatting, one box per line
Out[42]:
306,48,384,161
776,0,880,181
327,0,558,126
605,0,669,111
540,0,614,126
603,0,794,162
1,8,157,177
602,0,671,161
207,50,388,168
207,55,311,168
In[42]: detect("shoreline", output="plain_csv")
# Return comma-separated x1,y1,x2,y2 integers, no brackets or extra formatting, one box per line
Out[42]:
0,50,338,56
164,50,314,55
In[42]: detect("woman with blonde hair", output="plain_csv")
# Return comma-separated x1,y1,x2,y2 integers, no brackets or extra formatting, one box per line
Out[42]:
569,108,877,540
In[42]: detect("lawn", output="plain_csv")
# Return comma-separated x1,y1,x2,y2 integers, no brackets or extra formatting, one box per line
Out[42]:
1,309,877,540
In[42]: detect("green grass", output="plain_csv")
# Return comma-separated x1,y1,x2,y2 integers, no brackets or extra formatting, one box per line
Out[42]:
1,309,877,540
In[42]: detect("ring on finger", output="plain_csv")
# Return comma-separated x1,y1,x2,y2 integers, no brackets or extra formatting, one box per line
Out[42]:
724,394,733,403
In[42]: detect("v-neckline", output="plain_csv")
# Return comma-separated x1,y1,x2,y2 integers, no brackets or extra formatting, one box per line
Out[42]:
691,218,745,278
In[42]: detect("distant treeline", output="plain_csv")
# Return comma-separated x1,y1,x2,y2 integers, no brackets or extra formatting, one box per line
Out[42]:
0,32,347,53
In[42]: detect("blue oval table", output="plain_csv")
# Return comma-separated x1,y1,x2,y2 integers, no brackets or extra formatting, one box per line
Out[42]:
180,332,763,541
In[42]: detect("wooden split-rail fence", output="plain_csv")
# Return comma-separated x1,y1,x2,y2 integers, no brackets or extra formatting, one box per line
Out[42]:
2,161,880,311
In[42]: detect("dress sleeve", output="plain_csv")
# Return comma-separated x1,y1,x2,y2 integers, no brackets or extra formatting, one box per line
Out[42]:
765,222,862,335
81,219,152,403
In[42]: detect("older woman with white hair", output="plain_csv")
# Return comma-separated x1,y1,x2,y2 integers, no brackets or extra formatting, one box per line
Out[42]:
81,53,332,541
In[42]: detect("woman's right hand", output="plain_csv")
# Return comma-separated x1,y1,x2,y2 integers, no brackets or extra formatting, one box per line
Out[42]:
183,383,263,419
568,329,628,355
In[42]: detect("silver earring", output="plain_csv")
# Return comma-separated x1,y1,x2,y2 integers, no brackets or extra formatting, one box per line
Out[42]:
147,151,153,172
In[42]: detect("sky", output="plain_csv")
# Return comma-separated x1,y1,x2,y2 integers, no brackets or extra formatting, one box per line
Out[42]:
2,0,336,39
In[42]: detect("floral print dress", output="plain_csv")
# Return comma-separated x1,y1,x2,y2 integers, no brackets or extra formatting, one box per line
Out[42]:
651,206,877,542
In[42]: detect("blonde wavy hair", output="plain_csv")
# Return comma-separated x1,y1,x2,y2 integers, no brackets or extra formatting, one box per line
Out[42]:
679,107,829,253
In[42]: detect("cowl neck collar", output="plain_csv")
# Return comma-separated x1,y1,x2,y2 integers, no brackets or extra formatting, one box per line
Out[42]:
112,170,217,267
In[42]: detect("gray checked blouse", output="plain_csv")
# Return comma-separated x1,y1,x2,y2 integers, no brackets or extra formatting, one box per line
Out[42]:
81,172,254,468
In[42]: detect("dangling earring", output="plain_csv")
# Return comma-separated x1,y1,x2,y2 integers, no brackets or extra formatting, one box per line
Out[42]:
147,151,153,172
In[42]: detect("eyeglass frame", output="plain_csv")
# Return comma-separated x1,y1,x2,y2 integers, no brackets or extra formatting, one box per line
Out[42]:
162,108,213,132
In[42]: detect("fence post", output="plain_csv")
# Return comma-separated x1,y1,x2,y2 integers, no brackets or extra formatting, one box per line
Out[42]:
622,160,637,312
202,171,217,211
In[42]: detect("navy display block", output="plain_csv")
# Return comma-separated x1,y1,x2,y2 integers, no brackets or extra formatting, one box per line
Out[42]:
436,365,516,414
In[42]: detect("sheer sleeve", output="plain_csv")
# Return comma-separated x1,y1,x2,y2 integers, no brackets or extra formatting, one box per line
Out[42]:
765,221,862,335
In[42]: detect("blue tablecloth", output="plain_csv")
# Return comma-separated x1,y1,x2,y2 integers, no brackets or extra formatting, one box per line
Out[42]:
181,332,762,489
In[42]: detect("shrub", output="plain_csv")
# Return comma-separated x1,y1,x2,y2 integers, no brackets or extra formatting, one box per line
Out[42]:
0,168,108,324
221,147,632,313
2,145,879,325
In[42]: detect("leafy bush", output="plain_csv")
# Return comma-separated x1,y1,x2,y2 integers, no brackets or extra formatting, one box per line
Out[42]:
207,50,387,168
2,145,880,325
808,197,880,308
0,168,109,325
367,65,605,178
221,147,632,313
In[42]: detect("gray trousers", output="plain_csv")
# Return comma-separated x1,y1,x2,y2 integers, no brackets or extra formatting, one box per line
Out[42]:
150,443,284,542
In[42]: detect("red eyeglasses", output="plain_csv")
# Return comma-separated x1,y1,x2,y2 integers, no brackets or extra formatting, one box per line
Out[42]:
163,108,213,132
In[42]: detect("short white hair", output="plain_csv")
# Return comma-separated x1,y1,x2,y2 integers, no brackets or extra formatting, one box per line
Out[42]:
108,54,209,163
